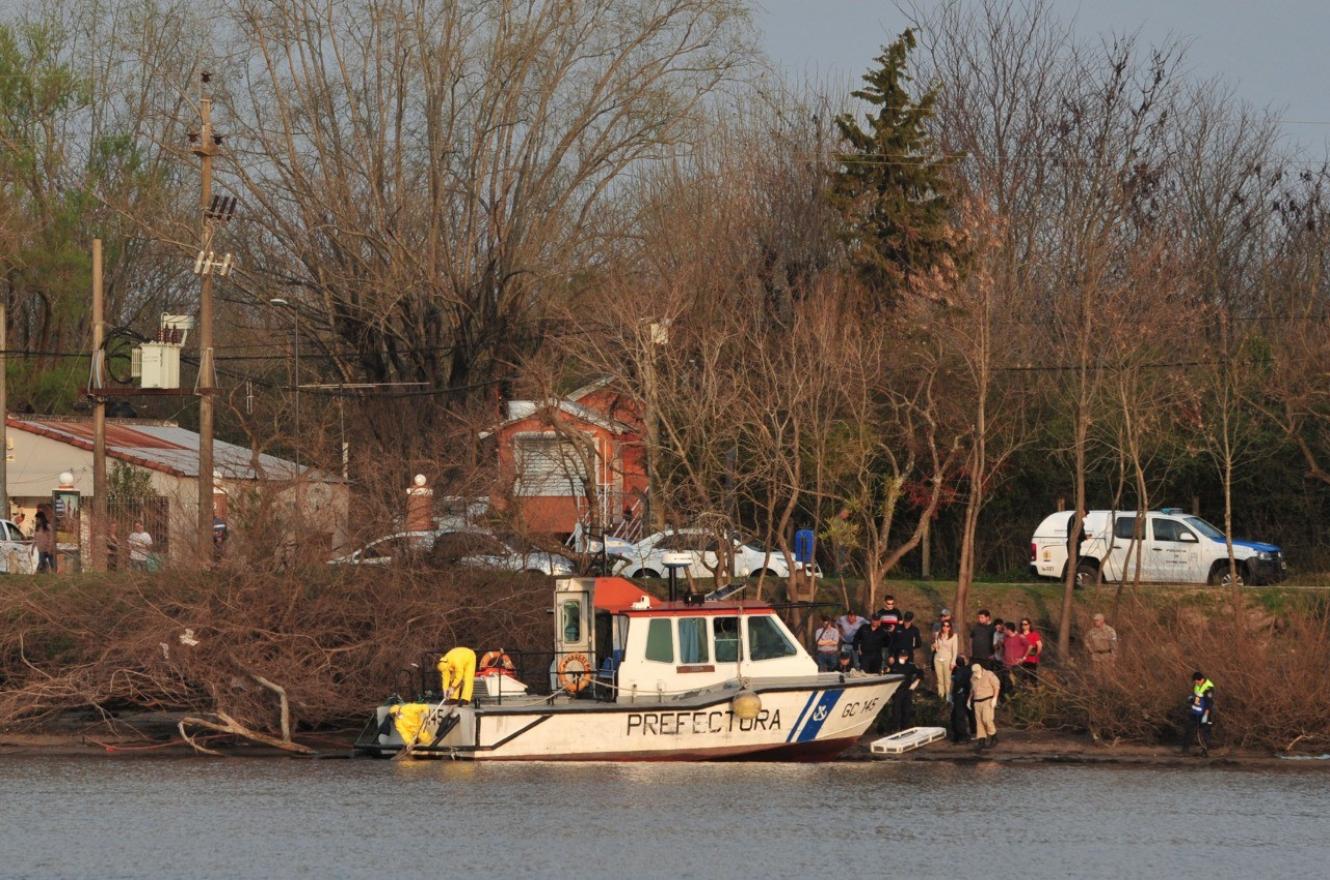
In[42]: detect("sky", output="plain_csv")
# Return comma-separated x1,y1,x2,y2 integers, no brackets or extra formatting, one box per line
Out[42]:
756,0,1330,156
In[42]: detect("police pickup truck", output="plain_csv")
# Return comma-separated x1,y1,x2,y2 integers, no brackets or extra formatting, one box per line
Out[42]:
1029,508,1286,587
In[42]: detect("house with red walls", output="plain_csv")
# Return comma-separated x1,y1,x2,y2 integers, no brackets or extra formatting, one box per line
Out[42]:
483,379,649,539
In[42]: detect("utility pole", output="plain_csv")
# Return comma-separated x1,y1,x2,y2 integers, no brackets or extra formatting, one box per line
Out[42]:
92,239,107,570
193,73,219,565
0,294,7,519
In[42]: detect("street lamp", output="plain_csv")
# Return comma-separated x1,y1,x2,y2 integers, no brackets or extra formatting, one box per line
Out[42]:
269,298,299,472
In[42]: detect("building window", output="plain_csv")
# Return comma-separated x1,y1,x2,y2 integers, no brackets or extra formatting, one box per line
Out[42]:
645,618,673,663
514,435,592,497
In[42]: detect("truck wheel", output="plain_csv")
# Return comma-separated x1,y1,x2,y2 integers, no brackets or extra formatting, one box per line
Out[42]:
1074,560,1099,590
1207,561,1246,587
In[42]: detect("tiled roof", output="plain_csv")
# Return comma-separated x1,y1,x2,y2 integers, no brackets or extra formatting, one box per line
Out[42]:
6,417,341,482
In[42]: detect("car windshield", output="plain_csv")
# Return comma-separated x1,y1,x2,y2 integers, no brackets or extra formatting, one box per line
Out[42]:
1185,517,1225,540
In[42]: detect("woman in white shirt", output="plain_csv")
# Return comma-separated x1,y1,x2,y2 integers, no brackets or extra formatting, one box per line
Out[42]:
932,619,959,699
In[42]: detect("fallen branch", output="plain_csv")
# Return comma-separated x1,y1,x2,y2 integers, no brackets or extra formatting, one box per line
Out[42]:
179,712,315,755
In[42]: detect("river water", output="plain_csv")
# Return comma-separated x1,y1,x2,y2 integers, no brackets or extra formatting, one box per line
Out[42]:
0,757,1326,879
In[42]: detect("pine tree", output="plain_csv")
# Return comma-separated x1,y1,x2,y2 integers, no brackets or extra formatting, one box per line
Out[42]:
831,29,955,304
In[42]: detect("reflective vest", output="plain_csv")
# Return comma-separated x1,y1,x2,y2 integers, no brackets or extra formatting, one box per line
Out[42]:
1190,679,1214,715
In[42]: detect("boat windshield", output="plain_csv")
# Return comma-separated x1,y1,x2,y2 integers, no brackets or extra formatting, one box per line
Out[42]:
748,616,797,660
1185,517,1225,540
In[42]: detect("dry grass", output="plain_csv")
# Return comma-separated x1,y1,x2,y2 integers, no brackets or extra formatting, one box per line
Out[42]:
0,567,550,738
1014,593,1330,752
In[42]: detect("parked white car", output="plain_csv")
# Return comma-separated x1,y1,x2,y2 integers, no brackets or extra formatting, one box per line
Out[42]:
1030,508,1286,587
612,528,817,580
444,531,575,576
327,531,434,566
0,518,34,574
329,529,573,576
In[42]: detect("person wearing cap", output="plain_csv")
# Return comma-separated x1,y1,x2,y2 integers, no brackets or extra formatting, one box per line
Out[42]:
930,607,953,640
891,610,922,664
969,662,1001,749
1084,613,1118,669
1183,671,1216,756
886,648,923,732
835,648,855,676
853,615,890,674
813,615,842,672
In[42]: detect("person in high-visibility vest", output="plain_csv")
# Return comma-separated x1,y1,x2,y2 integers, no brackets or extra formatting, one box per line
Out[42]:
1183,671,1215,756
438,647,477,704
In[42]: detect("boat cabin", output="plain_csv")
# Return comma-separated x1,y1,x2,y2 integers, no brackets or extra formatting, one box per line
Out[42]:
552,578,815,702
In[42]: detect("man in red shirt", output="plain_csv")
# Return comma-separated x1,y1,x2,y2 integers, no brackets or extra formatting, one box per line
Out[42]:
999,621,1027,697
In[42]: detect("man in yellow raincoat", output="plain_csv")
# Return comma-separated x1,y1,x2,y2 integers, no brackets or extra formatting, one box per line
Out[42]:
438,646,477,704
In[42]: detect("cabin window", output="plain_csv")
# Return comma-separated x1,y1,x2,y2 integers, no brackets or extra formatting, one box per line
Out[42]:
747,616,797,661
678,617,710,664
561,600,582,643
645,618,674,663
1113,516,1139,541
713,617,740,663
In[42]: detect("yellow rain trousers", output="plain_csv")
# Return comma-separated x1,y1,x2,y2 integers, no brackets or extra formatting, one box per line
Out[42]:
389,703,433,745
438,647,477,703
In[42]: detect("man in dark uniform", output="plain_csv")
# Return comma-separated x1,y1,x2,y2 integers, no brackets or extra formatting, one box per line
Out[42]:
970,609,997,670
1183,671,1215,756
891,611,922,664
885,649,924,733
853,616,890,674
949,655,973,743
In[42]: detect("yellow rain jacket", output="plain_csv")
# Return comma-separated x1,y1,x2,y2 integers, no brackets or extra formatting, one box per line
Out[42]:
438,647,477,703
389,703,433,745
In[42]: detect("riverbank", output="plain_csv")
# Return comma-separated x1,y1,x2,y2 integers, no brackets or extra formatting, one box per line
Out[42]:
4,724,1328,769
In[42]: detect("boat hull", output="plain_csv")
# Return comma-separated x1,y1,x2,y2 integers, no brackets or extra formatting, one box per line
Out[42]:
358,675,900,762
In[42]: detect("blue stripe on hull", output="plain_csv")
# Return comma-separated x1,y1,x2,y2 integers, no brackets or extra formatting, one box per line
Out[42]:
796,689,844,742
785,690,821,743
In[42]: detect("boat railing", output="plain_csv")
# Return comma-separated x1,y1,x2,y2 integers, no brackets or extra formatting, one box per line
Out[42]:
411,648,613,705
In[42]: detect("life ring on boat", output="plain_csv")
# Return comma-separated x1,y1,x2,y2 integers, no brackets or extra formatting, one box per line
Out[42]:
557,653,592,693
478,650,516,676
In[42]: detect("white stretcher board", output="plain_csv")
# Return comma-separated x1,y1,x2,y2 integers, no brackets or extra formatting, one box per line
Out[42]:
870,726,947,755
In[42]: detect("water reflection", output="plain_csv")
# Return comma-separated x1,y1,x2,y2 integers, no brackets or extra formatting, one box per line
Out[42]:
0,757,1326,879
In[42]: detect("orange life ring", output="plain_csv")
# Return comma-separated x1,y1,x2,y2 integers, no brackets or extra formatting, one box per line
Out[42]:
478,650,516,674
557,653,592,693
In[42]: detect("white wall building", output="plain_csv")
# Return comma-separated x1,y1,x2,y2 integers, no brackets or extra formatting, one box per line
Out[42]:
4,416,349,565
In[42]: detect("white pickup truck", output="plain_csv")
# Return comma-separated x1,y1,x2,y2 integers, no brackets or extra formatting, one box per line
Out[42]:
1029,508,1286,587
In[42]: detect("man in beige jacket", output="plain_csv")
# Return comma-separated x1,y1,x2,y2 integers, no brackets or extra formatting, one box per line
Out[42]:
969,662,1001,749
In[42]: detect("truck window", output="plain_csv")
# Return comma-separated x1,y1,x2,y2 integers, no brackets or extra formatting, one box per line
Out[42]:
714,617,740,662
1152,519,1189,542
1113,516,1139,541
678,617,709,664
644,618,673,663
747,616,797,660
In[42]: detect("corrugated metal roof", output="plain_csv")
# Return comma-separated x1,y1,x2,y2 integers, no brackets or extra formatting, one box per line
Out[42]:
6,417,341,483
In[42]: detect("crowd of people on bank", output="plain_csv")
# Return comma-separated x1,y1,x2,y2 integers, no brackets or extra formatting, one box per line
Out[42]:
812,598,1127,750
813,599,1217,754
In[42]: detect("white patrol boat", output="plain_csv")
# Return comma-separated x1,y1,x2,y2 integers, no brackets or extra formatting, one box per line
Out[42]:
355,577,899,761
